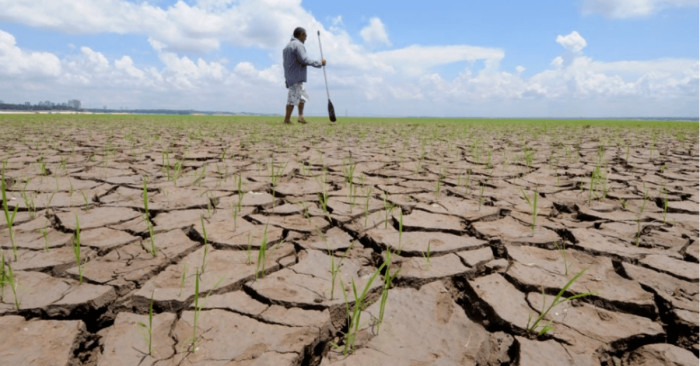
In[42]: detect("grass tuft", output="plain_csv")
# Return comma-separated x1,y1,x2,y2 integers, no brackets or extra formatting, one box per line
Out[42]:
526,268,595,335
137,290,155,355
376,249,400,334
3,259,21,310
255,224,269,279
73,214,83,284
200,216,209,273
1,162,20,261
337,261,385,355
143,177,157,257
521,187,538,235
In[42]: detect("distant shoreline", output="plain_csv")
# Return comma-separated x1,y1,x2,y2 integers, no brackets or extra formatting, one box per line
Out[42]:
0,110,696,121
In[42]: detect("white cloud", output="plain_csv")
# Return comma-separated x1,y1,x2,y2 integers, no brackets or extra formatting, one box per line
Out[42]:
556,31,587,53
115,56,145,79
524,56,698,102
389,84,423,100
80,47,110,72
156,51,228,90
582,0,698,18
551,56,564,69
381,34,698,116
374,45,504,76
233,62,281,84
0,29,61,77
0,0,149,35
360,17,391,47
194,0,236,12
331,15,344,28
0,0,317,53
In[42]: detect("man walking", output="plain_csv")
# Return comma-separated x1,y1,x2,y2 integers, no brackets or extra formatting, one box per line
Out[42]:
283,27,326,124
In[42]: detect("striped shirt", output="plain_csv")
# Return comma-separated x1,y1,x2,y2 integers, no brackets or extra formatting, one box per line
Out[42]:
283,37,322,88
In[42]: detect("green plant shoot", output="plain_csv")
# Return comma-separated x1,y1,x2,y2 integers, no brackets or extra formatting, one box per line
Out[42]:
137,291,155,355
1,163,20,261
526,268,595,335
73,215,83,284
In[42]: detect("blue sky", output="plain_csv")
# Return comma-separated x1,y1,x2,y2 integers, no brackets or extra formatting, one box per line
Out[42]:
0,0,697,117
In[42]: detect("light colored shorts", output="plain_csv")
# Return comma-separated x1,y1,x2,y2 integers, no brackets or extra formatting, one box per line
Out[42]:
287,83,310,105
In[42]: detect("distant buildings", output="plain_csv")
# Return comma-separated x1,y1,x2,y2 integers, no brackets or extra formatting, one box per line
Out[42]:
0,99,82,111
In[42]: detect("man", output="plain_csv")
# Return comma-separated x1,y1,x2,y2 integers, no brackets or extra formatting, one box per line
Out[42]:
282,27,326,124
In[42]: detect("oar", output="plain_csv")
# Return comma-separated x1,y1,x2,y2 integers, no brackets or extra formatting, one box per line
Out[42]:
317,31,336,122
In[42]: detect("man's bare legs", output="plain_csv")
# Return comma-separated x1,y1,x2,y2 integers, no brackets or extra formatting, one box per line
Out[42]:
283,101,307,124
284,104,294,124
297,101,307,123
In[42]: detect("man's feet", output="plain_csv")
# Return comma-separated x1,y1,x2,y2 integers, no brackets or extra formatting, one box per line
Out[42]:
283,119,292,124
298,118,308,124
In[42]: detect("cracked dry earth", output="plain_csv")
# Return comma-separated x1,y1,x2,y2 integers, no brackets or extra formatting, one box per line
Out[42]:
0,116,698,366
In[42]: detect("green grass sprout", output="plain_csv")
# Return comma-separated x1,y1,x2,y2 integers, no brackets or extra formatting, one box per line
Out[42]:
73,214,83,284
553,241,568,276
143,177,157,257
339,261,386,355
179,264,188,297
377,250,400,334
189,268,225,353
246,232,253,265
190,267,201,352
1,162,20,261
421,241,432,269
521,187,539,235
200,216,209,273
0,252,6,302
526,268,595,335
137,290,155,355
3,259,20,310
255,224,269,279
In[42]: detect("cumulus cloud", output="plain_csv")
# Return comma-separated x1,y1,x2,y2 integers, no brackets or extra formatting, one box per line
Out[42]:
581,0,698,18
156,51,228,89
556,31,587,53
233,62,281,84
0,0,316,53
374,45,504,76
374,31,697,116
80,47,110,72
360,17,391,47
115,56,145,79
0,0,149,35
0,29,61,77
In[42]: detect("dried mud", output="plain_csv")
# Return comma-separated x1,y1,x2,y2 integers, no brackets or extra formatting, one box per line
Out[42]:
0,117,698,365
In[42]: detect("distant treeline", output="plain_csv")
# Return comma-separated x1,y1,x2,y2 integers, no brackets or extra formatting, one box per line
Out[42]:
0,102,81,111
80,108,253,116
0,101,269,116
85,108,206,115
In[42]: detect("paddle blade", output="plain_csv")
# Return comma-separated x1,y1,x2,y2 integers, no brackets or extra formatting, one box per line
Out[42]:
328,99,337,122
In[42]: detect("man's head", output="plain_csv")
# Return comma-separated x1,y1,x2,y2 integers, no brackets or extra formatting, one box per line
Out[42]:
293,27,307,43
